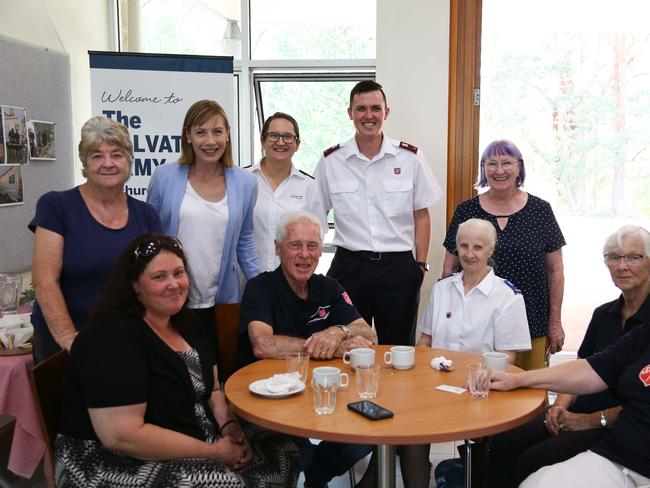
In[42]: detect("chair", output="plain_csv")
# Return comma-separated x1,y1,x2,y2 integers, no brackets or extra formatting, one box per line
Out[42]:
28,349,68,485
214,303,241,382
0,415,16,488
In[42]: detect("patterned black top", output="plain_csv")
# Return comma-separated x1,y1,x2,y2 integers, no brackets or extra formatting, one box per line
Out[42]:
443,194,566,338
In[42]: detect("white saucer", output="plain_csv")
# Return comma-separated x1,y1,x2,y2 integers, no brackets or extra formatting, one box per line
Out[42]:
249,378,306,399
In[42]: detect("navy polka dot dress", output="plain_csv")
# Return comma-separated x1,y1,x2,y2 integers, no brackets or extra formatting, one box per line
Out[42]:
444,194,566,339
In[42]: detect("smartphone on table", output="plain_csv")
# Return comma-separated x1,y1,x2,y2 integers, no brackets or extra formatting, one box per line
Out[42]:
347,400,394,420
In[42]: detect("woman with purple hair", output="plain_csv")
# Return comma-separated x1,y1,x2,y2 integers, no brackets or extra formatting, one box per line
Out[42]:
442,139,566,370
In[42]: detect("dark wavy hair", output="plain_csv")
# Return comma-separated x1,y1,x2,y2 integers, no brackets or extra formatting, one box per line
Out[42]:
90,233,194,333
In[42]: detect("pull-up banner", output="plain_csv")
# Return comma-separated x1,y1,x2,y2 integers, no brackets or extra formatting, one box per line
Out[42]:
89,51,234,200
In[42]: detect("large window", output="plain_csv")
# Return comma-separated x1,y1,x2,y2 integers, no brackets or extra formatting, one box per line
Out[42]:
249,0,375,60
252,74,372,173
116,0,375,169
451,0,650,351
116,0,376,269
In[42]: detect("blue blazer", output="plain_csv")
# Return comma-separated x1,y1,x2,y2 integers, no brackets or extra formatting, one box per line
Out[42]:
147,162,262,304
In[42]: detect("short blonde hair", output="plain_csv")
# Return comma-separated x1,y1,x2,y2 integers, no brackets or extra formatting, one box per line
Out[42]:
179,99,233,168
78,116,133,178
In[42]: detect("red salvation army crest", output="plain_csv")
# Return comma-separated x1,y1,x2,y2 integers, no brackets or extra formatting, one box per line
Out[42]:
640,364,650,387
342,291,353,305
318,308,327,318
394,167,401,175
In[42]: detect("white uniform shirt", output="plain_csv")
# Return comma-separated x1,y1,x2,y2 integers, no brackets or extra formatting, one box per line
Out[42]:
249,163,327,271
418,268,531,355
177,183,228,308
313,135,442,251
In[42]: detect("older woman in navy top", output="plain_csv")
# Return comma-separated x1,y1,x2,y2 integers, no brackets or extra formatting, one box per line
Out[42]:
490,316,650,487
147,99,261,368
29,116,161,363
443,139,566,370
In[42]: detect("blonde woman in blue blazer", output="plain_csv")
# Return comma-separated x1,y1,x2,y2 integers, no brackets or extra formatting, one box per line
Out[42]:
147,100,261,373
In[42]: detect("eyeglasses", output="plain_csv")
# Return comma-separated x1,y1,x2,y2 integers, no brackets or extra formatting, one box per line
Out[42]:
484,159,519,170
265,132,298,143
133,237,183,260
603,254,647,266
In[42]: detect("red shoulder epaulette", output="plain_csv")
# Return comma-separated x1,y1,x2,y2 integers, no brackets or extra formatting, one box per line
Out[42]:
323,144,341,157
399,141,418,153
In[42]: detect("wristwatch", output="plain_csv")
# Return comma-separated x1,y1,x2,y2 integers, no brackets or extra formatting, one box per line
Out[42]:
416,261,430,272
600,410,608,428
336,324,352,339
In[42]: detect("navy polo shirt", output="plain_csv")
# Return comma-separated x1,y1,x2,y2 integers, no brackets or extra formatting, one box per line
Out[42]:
571,293,650,413
587,322,650,477
236,267,361,367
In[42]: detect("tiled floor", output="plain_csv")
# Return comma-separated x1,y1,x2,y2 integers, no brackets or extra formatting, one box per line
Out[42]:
306,441,460,488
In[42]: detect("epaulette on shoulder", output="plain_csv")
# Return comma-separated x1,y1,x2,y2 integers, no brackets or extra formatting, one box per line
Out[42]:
298,169,315,179
437,273,456,283
323,144,341,157
242,163,253,169
399,141,418,153
502,279,522,295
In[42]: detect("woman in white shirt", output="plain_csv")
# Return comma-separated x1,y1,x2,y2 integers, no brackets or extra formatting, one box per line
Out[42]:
417,217,531,359
248,113,326,271
398,218,531,488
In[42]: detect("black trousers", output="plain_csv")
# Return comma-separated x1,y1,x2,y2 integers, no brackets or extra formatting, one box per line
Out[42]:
327,248,424,345
486,411,611,487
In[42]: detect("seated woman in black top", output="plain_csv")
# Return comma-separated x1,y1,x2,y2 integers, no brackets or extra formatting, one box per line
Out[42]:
55,234,299,487
487,224,650,487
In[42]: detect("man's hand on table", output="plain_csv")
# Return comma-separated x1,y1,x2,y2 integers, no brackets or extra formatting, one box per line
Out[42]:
304,327,345,359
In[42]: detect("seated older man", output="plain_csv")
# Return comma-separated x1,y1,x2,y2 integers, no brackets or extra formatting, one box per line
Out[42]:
237,210,376,488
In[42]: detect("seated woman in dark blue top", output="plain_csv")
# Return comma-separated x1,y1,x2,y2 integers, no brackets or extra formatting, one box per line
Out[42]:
487,224,650,487
56,234,299,488
29,116,161,363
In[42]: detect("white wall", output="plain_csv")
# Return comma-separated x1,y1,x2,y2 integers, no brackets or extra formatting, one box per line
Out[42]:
0,0,111,181
377,0,450,310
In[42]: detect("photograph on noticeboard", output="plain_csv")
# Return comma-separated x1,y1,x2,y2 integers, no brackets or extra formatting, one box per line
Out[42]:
0,165,24,206
28,120,56,160
1,105,28,165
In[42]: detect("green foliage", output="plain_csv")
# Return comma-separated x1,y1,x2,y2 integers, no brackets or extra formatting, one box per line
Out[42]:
481,32,650,218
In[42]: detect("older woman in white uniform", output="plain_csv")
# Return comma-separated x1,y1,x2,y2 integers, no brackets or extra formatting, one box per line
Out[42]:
417,217,531,359
397,218,532,488
248,112,326,271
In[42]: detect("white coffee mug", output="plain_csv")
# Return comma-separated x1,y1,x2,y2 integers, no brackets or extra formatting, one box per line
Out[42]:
312,366,349,388
482,352,509,372
383,346,415,370
342,348,375,368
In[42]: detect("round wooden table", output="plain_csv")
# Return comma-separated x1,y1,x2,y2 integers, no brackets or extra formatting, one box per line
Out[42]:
225,346,545,487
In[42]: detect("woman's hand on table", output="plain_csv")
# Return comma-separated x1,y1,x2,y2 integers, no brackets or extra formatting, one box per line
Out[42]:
488,369,517,391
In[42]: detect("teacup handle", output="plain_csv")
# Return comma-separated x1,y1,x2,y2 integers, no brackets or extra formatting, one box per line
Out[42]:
339,373,349,387
384,351,392,364
342,351,351,364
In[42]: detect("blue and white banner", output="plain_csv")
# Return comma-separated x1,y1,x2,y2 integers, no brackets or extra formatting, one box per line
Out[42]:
89,51,234,200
